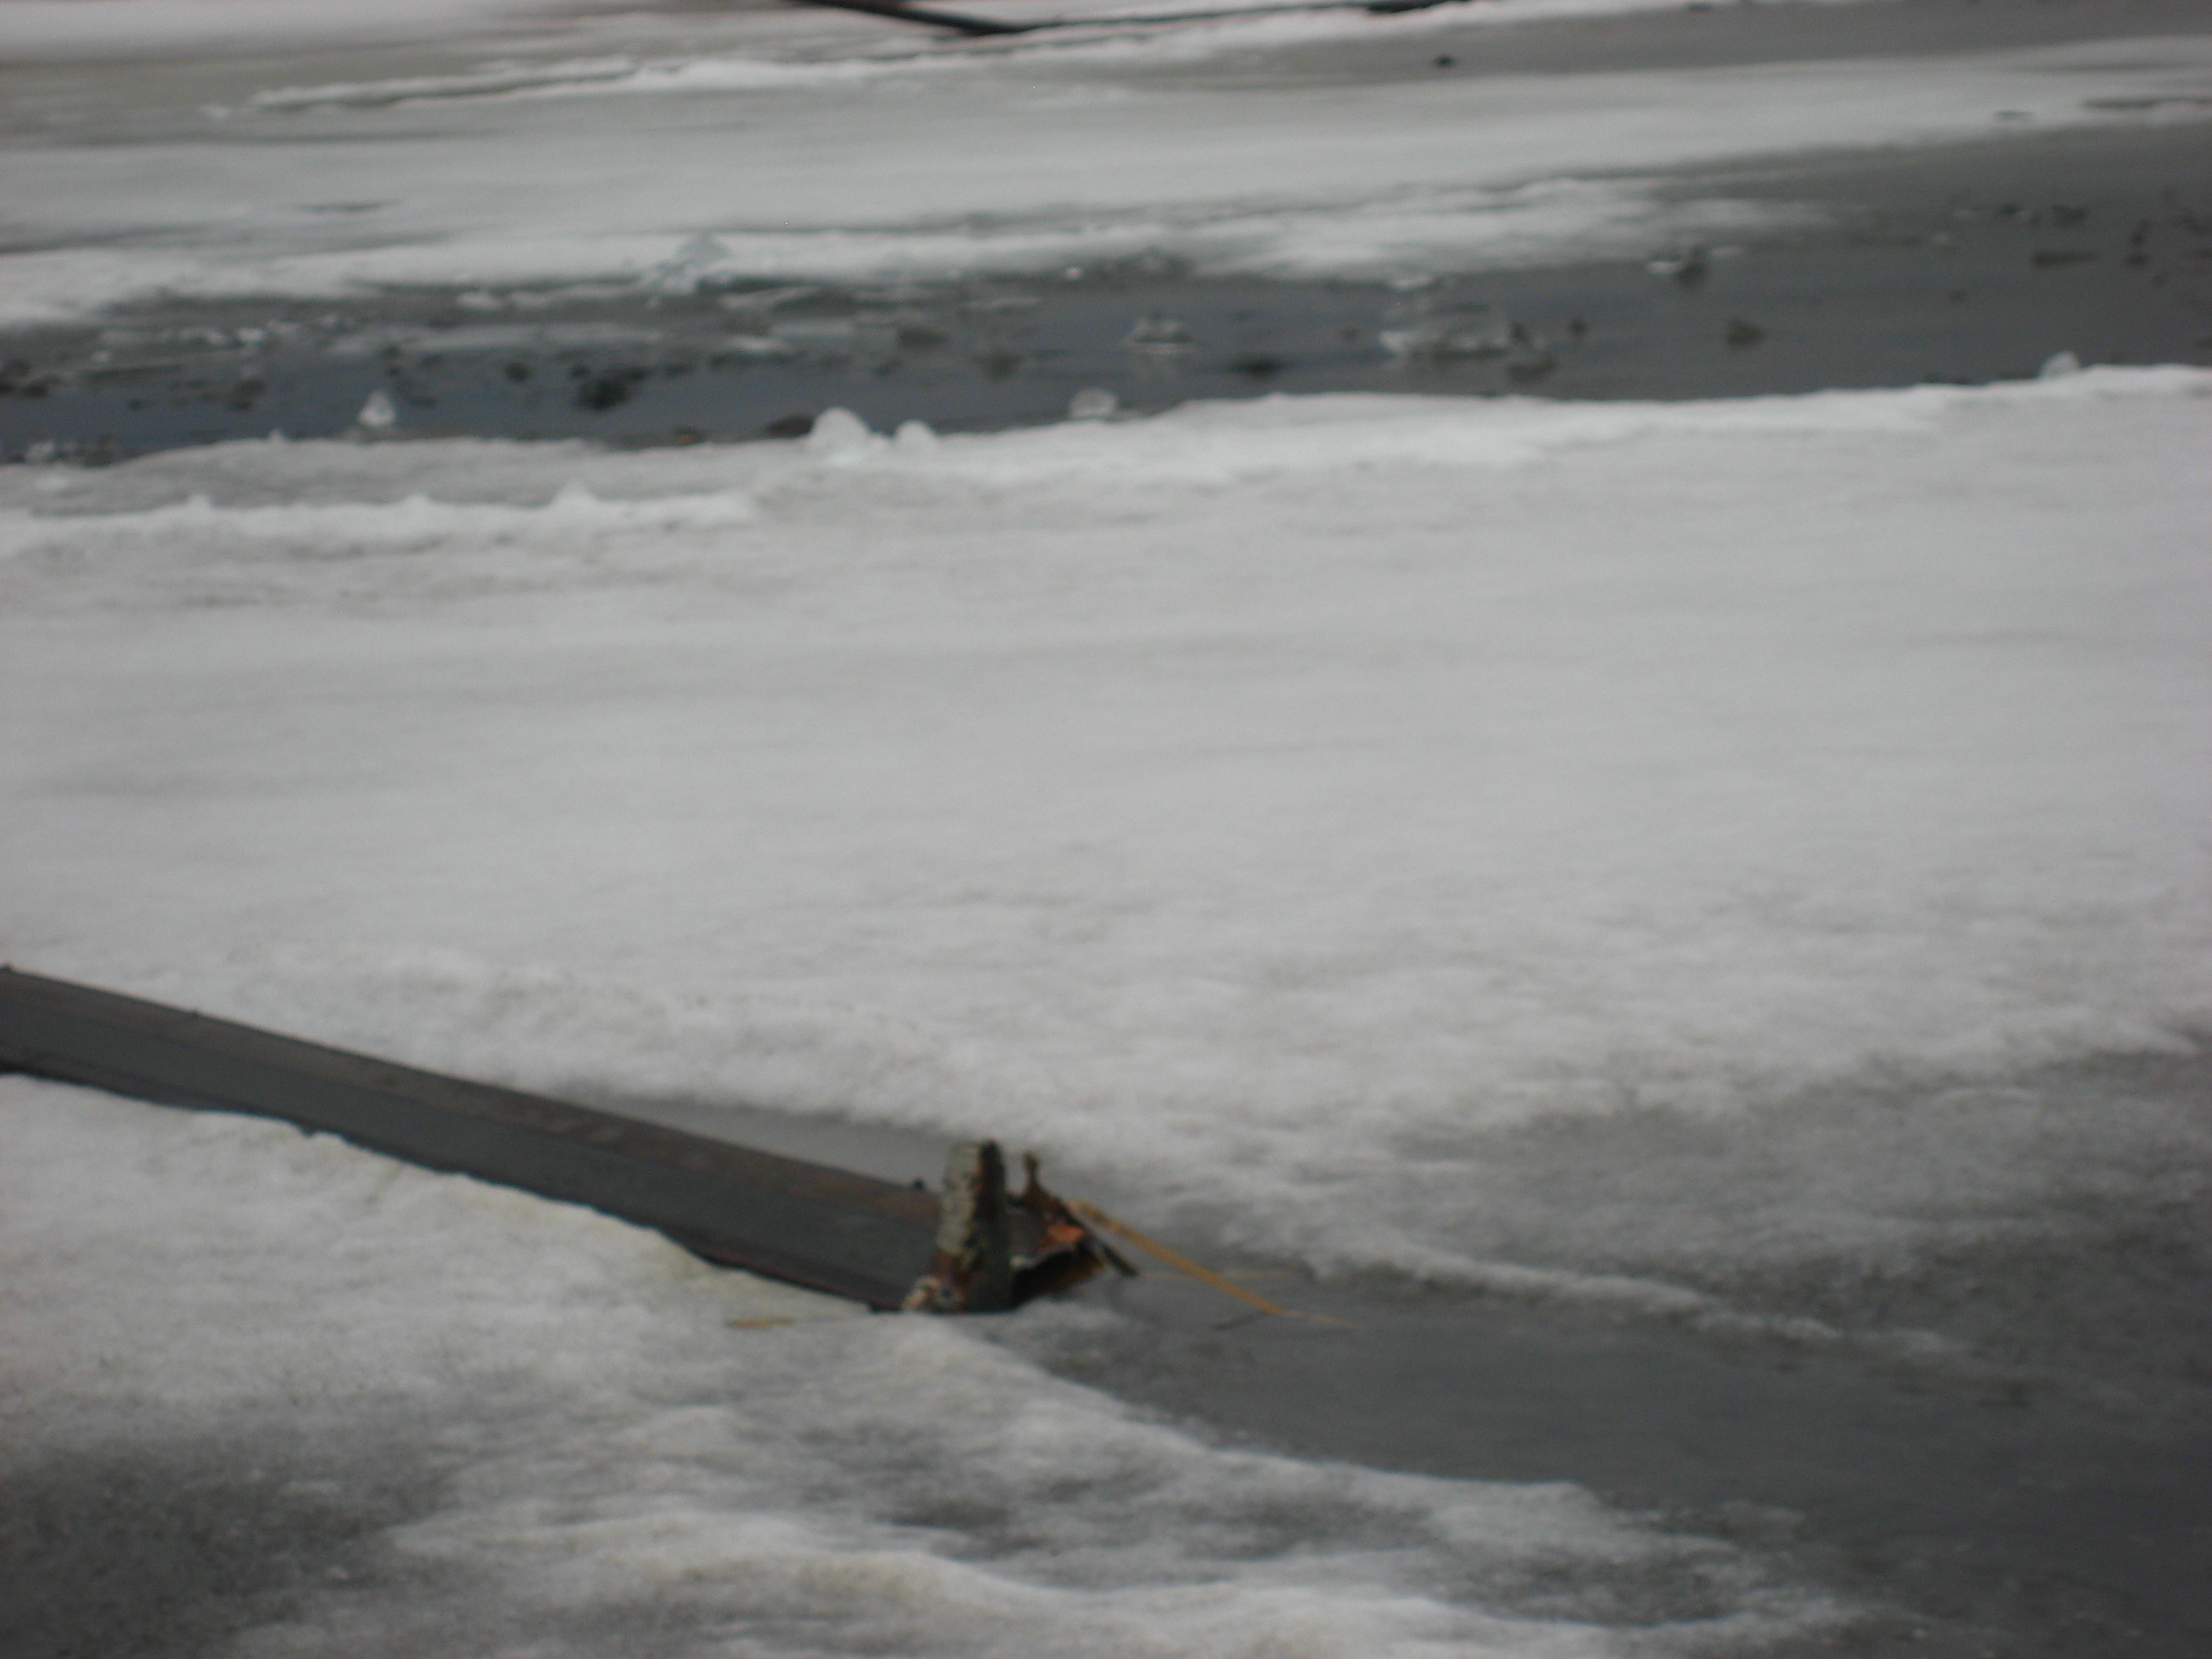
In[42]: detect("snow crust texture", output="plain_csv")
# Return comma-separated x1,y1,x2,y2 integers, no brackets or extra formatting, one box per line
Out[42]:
9,3,2210,1650
5,373,2207,1350
3,1079,1826,1656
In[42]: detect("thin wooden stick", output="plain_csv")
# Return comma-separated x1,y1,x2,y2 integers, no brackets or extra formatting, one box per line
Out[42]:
1063,1199,1347,1327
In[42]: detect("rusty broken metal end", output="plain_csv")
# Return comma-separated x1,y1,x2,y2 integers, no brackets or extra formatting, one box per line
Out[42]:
902,1144,1130,1313
900,1144,1341,1322
902,1138,1015,1313
1016,1150,1140,1286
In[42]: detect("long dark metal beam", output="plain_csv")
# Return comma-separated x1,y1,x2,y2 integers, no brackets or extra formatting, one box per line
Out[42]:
0,966,941,1309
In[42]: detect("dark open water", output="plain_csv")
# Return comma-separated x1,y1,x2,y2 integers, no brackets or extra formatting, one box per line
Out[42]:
3,124,2207,463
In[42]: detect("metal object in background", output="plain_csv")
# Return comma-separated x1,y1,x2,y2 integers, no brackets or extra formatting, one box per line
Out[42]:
783,0,1456,38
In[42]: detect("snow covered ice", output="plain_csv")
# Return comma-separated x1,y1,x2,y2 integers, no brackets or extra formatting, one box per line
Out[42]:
5,1079,1830,1657
5,370,2207,1287
8,368,2209,1651
5,1,2210,1655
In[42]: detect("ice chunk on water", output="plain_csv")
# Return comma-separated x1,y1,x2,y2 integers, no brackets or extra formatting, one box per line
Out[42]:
720,285,819,317
1068,387,1119,421
672,232,728,267
773,318,859,354
805,406,873,460
715,334,798,363
1123,313,1195,354
2039,350,2085,379
650,232,732,294
893,419,938,452
356,389,397,431
1380,317,1514,361
1648,247,1710,286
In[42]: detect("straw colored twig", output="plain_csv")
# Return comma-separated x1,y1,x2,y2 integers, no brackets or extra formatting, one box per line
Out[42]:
1063,1199,1347,1328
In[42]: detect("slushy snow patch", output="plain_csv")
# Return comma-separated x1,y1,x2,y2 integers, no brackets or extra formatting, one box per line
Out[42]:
2,1077,1829,1656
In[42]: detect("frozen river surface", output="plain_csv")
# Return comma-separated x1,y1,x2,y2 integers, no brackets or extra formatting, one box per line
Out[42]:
3,2,2209,1657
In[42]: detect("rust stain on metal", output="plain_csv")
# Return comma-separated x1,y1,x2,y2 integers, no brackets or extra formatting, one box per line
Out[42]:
900,1144,1133,1313
902,1139,1016,1312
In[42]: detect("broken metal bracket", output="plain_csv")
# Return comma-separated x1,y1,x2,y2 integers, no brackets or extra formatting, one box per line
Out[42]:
901,1142,1131,1313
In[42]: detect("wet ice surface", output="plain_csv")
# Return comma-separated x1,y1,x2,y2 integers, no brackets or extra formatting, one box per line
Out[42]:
2,1080,1843,1659
605,1045,2212,1655
7,1053,2207,1659
7,2,2212,1656
5,123,2211,462
1006,1045,2212,1657
7,372,2210,1656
